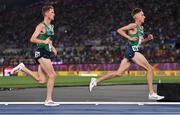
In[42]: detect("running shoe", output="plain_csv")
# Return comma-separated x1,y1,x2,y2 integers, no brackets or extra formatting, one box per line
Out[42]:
10,63,25,74
44,100,59,107
148,93,165,100
89,78,97,92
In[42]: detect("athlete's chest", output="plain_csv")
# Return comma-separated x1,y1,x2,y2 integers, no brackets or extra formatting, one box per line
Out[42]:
45,25,54,36
128,26,144,37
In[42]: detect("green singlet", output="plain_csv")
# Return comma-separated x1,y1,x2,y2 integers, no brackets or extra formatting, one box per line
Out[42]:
128,24,144,51
37,22,54,52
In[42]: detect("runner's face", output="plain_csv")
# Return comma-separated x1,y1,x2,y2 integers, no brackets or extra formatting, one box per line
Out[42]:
45,9,55,20
137,11,145,23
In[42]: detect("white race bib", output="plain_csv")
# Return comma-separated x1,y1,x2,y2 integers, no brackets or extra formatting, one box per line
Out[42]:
132,46,139,51
35,51,40,58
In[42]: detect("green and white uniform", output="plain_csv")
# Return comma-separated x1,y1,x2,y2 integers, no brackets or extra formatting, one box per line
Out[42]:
34,22,54,63
124,24,144,59
128,25,144,51
37,22,54,52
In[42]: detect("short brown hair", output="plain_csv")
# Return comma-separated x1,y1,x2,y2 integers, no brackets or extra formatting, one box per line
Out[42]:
131,8,142,17
42,5,54,16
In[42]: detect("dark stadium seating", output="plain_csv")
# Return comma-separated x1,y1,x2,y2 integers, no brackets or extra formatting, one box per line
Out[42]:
0,0,179,65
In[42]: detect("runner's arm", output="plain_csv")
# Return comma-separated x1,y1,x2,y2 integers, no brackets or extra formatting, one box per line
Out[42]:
117,23,137,41
30,24,50,44
141,34,153,44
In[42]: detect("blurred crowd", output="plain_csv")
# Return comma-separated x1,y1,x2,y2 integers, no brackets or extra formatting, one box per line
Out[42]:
0,0,179,65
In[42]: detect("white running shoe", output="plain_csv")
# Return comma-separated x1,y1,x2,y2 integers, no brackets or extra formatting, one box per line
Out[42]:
148,93,165,100
10,63,25,74
44,100,59,107
89,78,97,92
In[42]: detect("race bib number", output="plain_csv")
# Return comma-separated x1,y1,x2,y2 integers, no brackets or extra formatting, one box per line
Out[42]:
132,46,139,51
35,51,40,58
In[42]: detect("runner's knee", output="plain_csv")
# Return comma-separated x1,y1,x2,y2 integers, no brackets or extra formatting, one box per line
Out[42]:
38,79,46,84
117,72,123,76
48,72,57,79
114,71,122,77
147,65,153,73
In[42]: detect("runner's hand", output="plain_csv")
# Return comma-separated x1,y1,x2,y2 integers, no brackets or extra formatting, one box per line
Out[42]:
147,34,153,41
52,47,57,56
129,37,137,41
43,38,51,44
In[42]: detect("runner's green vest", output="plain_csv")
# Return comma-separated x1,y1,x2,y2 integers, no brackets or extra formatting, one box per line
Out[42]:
128,25,144,47
37,22,54,52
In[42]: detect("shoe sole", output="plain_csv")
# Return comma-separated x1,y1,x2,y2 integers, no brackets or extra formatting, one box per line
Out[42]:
149,97,165,100
11,63,25,74
89,84,92,93
44,104,59,107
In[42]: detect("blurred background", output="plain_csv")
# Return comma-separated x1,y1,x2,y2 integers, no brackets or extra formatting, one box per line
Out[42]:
0,0,179,87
